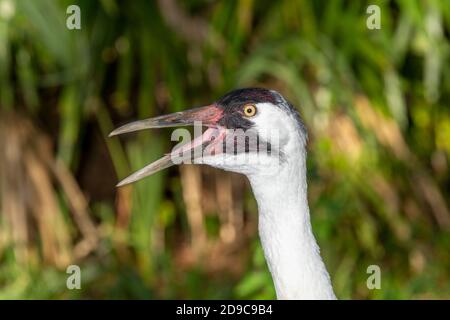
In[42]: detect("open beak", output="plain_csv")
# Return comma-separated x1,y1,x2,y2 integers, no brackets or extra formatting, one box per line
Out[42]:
109,105,225,187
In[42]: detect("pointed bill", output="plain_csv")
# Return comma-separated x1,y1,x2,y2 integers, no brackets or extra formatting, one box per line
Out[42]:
116,154,173,187
115,127,226,187
109,105,222,137
110,105,225,187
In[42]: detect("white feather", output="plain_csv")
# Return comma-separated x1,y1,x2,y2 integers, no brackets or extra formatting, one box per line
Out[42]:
201,102,336,299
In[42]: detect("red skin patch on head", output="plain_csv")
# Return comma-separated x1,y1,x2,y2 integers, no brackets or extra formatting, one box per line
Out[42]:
186,104,223,126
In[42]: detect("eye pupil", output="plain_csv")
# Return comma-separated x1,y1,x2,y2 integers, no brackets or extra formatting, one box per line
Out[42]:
244,105,256,117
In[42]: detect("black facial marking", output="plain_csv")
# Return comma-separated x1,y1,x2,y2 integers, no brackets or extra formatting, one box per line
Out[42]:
214,88,278,130
216,112,252,130
215,88,306,136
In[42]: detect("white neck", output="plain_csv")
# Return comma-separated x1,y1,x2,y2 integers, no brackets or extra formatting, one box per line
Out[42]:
247,150,336,300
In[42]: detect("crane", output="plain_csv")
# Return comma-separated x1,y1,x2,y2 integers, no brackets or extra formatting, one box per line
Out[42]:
110,88,336,300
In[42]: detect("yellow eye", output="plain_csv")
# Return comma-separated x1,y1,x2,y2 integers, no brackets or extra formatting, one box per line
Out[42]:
243,104,257,117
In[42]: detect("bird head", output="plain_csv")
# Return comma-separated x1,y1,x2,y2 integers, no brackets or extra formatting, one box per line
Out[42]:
110,88,307,186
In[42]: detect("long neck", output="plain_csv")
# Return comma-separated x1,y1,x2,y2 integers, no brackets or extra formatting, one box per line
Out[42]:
247,151,336,300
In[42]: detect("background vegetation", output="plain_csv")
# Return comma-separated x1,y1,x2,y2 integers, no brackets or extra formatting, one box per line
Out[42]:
0,0,449,299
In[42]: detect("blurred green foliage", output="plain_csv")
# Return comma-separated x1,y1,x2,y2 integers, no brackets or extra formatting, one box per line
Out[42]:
0,0,449,299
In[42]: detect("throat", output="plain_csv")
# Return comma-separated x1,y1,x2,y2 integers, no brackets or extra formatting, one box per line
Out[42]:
247,156,336,300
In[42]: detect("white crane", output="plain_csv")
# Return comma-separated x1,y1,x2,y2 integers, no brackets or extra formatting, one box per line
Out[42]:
110,88,336,300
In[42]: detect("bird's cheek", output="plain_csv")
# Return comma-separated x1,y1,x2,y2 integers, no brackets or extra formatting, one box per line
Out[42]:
254,126,289,152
